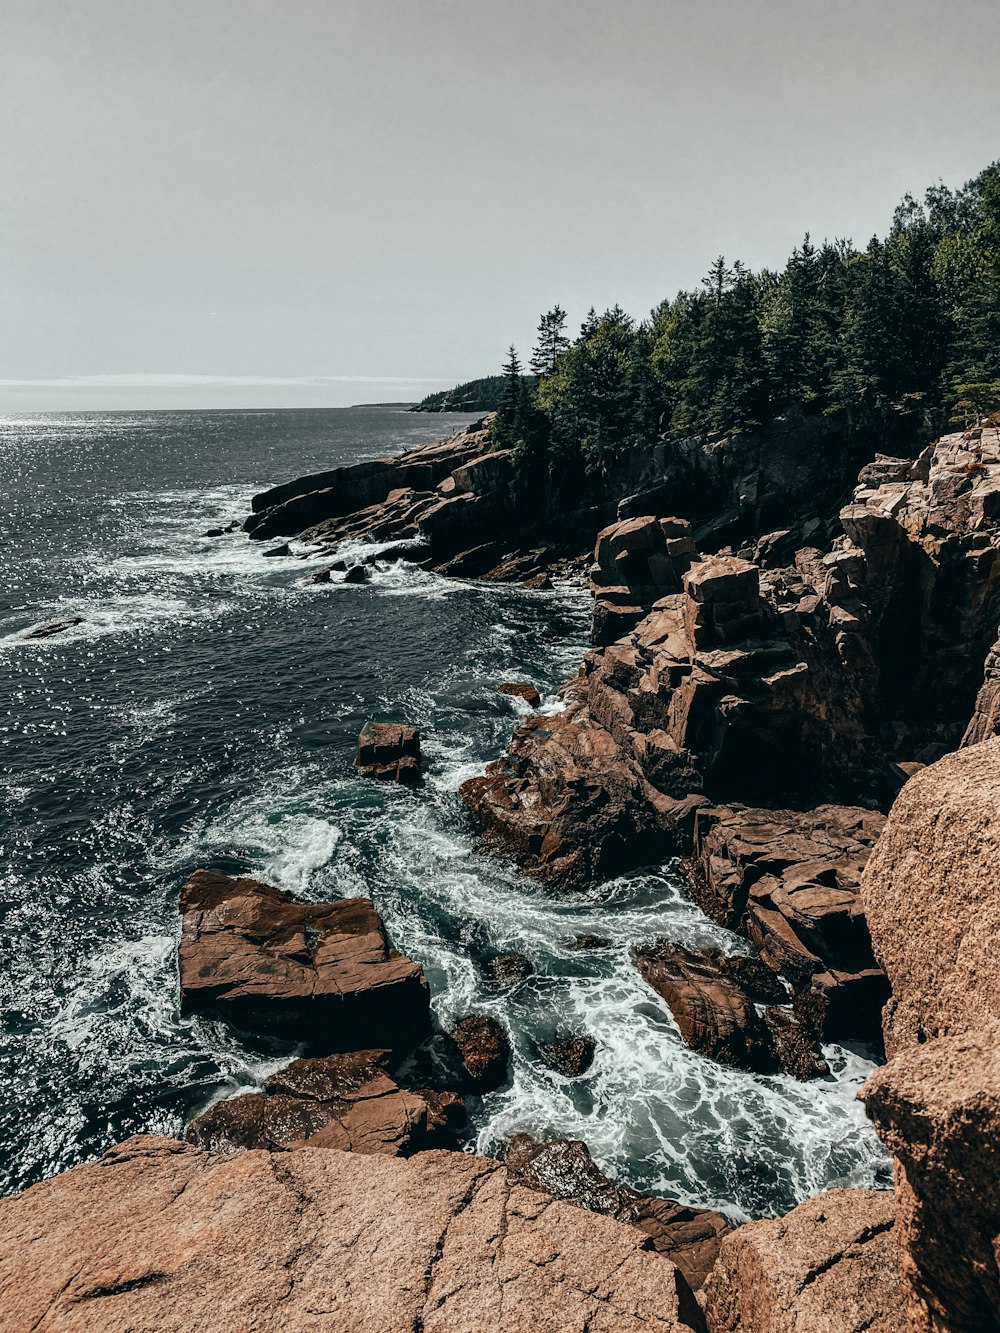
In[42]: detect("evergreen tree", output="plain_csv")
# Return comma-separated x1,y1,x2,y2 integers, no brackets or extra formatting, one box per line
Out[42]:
530,306,570,377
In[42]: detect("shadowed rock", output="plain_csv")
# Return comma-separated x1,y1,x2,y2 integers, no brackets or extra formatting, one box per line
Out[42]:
450,1014,511,1092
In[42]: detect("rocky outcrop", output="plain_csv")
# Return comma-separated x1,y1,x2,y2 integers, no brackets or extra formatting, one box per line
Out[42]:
178,870,430,1053
245,423,490,541
186,1049,454,1157
590,515,696,646
504,1135,731,1294
634,943,827,1079
701,1187,907,1332
860,736,1000,1057
354,721,422,784
854,740,1000,1330
862,1023,1000,1332
685,804,889,1045
963,628,1000,744
0,1136,702,1332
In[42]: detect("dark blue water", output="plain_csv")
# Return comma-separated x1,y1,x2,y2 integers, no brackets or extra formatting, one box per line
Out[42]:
0,407,888,1217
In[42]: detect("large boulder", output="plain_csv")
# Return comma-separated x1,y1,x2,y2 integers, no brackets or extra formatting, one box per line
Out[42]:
178,871,430,1053
354,721,422,784
0,1136,702,1332
450,1014,511,1092
860,737,1000,1056
701,1188,907,1332
186,1049,450,1156
862,1023,1000,1332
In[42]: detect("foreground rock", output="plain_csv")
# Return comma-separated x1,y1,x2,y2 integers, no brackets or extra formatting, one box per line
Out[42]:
856,740,1000,1329
186,1049,456,1156
354,720,422,784
536,1035,596,1077
860,735,1000,1056
178,870,429,1053
504,1135,731,1293
701,1188,906,1332
499,680,542,708
0,1136,702,1332
862,1022,1000,1332
685,804,889,1045
635,943,827,1079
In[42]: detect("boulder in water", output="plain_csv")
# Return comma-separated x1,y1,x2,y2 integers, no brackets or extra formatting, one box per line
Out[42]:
354,721,422,784
24,616,84,639
262,542,292,557
178,869,430,1053
450,1014,511,1092
536,1035,596,1077
498,681,542,708
343,563,368,583
480,951,533,988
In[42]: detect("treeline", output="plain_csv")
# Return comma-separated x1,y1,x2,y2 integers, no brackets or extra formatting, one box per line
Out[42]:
410,374,536,413
491,161,1000,494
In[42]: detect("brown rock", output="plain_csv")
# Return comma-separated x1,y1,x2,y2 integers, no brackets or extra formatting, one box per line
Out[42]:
860,737,1000,1056
450,1014,511,1092
178,870,430,1053
354,720,422,784
498,681,542,708
480,951,533,987
503,1134,731,1294
536,1035,596,1077
634,943,826,1078
862,1022,1000,1332
569,933,611,950
186,1049,450,1156
0,1136,701,1331
701,1187,907,1332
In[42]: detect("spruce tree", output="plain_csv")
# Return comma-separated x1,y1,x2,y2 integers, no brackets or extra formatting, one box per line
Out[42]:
530,306,570,377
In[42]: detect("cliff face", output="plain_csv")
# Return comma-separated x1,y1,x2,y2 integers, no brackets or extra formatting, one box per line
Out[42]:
859,739,1000,1331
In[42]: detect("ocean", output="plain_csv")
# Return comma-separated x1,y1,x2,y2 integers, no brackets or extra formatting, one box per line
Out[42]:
0,406,889,1217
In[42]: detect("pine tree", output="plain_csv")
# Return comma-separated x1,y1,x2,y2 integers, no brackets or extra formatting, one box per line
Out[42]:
530,306,570,377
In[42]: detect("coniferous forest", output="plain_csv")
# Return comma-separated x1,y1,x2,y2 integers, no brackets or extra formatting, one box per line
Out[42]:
487,162,1000,504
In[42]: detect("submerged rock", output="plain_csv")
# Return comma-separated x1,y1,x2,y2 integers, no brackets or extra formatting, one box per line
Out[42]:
450,1014,511,1092
0,1136,702,1332
701,1188,906,1332
178,870,430,1053
503,1134,731,1294
24,616,84,639
480,950,533,988
354,721,422,784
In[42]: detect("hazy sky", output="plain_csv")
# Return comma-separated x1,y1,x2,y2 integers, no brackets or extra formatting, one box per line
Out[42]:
2,0,999,411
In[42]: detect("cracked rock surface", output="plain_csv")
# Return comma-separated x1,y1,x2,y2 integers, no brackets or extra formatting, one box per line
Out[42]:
0,1135,702,1332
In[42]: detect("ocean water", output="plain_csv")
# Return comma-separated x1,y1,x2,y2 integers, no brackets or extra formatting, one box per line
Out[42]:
0,407,889,1218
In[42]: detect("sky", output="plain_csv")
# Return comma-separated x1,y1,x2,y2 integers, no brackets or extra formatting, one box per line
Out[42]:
1,0,999,412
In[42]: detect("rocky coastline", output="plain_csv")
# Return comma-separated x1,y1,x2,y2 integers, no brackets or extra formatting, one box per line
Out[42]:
3,418,999,1329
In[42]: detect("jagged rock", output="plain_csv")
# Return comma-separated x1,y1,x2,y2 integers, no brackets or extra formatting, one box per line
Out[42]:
860,736,1000,1057
178,870,430,1053
536,1035,596,1077
354,721,422,784
24,616,84,639
305,564,333,583
634,943,826,1078
450,1014,511,1092
480,951,533,988
262,542,291,557
591,515,695,646
701,1188,907,1332
503,1135,731,1294
498,681,542,708
0,1136,701,1332
963,628,1000,744
186,1049,450,1156
684,804,888,1045
343,562,368,583
862,1022,1000,1332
